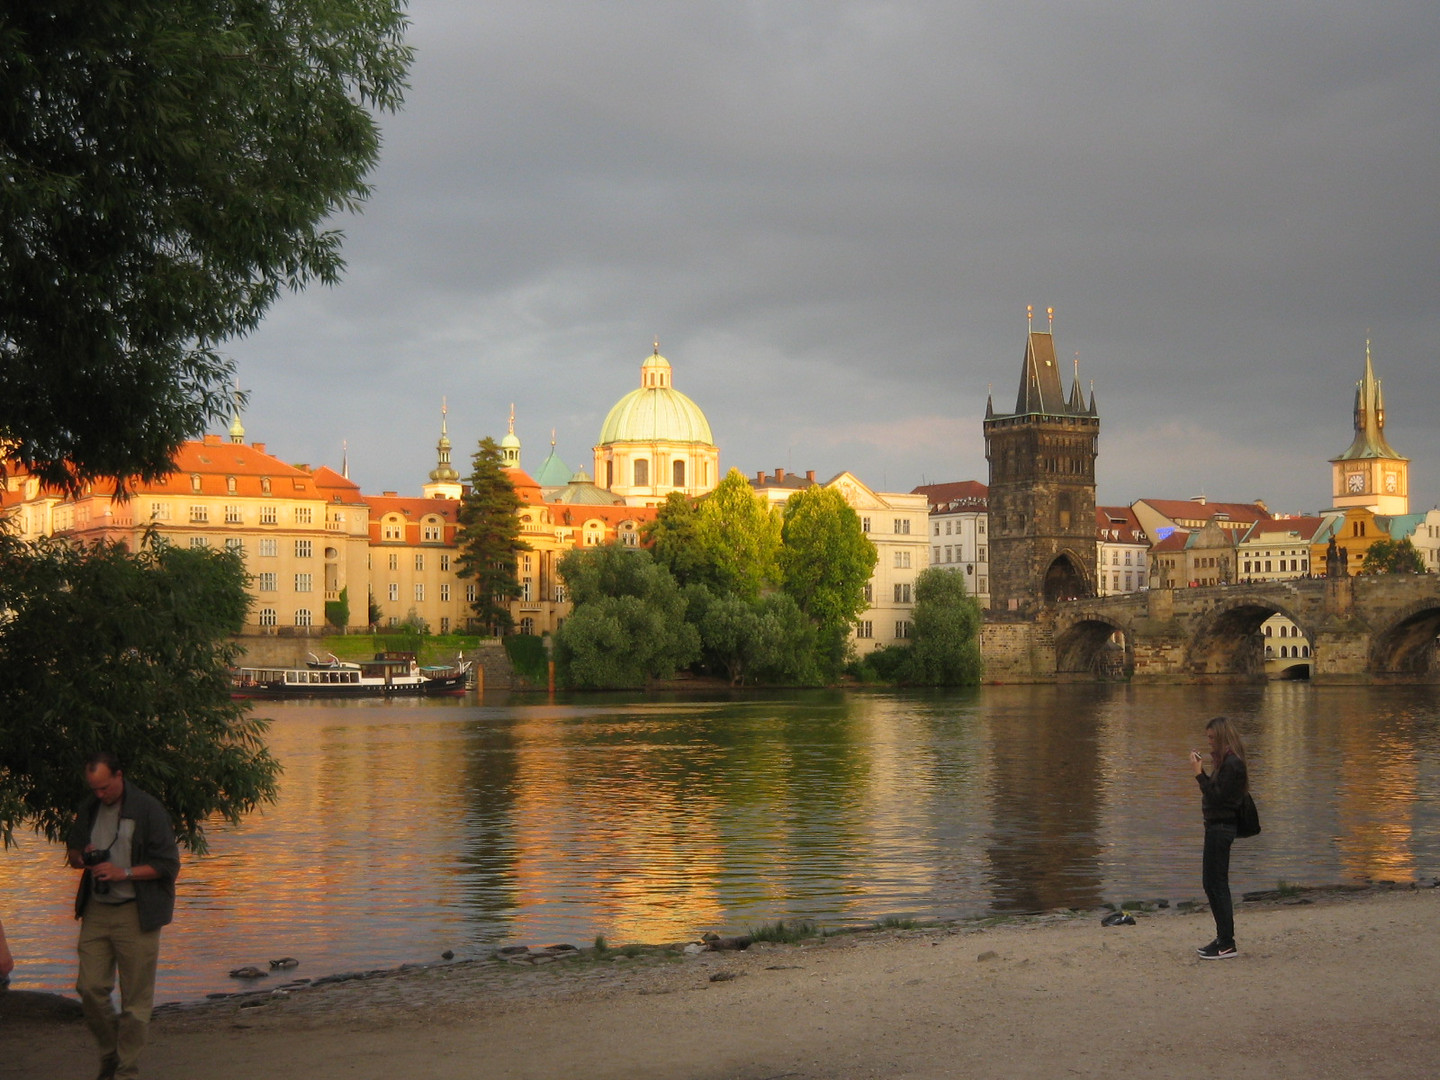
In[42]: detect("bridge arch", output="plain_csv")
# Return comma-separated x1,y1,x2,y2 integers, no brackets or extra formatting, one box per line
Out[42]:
1053,609,1134,679
1185,594,1311,678
1369,598,1440,678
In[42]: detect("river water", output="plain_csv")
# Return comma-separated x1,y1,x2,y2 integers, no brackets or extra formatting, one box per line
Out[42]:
4,683,1439,1002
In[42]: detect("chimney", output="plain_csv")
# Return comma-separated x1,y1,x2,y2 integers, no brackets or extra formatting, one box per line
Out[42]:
382,491,397,497
776,467,786,482
806,470,815,483
252,442,266,453
203,434,221,446
756,470,766,483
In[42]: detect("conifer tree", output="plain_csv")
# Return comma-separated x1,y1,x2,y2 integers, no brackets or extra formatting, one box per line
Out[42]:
455,438,528,634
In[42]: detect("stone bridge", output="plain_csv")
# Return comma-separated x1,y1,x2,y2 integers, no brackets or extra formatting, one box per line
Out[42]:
981,575,1440,683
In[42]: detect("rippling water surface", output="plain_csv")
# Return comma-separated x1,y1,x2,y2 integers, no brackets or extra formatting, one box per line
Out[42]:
5,683,1439,1002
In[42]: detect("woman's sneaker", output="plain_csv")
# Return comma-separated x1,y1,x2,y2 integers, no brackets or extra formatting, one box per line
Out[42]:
1195,939,1219,955
1198,942,1237,959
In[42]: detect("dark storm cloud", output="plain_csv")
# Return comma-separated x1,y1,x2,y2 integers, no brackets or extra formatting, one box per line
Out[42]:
229,2,1440,514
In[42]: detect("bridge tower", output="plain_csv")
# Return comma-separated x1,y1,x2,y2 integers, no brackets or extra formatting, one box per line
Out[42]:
984,310,1099,616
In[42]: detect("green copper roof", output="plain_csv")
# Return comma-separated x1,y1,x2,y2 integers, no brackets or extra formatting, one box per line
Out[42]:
598,349,714,446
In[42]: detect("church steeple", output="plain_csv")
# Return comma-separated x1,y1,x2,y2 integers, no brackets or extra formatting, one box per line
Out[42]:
227,381,246,444
500,403,522,469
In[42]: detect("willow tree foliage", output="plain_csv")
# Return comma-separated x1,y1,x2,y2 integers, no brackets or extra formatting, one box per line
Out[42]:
0,535,280,852
455,438,527,634
0,1,409,845
0,1,413,492
553,546,700,689
905,567,984,686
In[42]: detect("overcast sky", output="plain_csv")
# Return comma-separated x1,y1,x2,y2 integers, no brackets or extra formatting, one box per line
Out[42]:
227,2,1440,516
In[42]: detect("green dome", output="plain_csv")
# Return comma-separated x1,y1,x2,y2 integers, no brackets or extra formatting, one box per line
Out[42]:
598,350,713,445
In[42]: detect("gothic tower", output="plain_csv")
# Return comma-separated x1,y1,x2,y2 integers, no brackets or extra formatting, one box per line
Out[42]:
1330,342,1408,515
984,312,1099,616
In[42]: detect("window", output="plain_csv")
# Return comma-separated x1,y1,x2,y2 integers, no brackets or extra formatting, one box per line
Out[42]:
934,522,941,536
861,517,871,533
978,547,986,561
225,504,243,524
440,554,450,572
895,620,913,639
1264,624,1272,636
440,617,451,633
945,521,952,535
466,584,478,603
856,620,873,639
893,583,912,603
522,577,532,601
189,537,210,549
423,519,441,542
1112,551,1119,565
978,521,986,534
672,459,685,487
260,505,277,525
1124,573,1132,591
383,517,403,541
189,505,209,523
258,573,277,592
633,458,649,486
863,583,873,603
295,507,313,524
190,474,202,493
978,577,988,593
1112,573,1119,591
389,583,399,602
894,518,910,534
295,609,312,627
258,608,277,627
258,538,277,557
440,583,451,602
519,617,535,635
1124,551,1132,565
414,584,425,602
149,501,171,521
294,573,312,592
933,547,941,564
226,476,237,495
414,553,425,571
225,538,244,554
894,551,911,569
295,539,313,558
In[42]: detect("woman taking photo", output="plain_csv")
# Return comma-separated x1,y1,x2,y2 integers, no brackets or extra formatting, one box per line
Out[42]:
1190,716,1248,959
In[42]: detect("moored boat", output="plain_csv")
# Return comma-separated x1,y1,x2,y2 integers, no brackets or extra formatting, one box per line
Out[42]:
232,652,470,698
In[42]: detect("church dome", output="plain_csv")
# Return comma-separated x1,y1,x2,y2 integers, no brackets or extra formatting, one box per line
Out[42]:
598,348,713,446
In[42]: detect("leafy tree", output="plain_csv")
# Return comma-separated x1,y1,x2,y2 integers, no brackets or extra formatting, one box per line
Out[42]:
455,437,528,634
554,546,700,689
779,485,878,675
645,491,707,586
0,534,280,851
325,585,351,629
1359,537,1426,575
694,470,783,600
0,2,413,493
906,567,984,686
699,593,820,686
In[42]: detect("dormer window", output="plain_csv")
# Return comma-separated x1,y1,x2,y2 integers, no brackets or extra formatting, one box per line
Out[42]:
190,474,202,492
226,475,237,494
260,476,272,495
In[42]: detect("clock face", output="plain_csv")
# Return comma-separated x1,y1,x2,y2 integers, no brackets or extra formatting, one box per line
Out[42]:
1385,473,1398,493
1347,472,1365,493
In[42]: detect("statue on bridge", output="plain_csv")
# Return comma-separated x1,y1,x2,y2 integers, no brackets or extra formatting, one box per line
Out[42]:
1325,537,1349,578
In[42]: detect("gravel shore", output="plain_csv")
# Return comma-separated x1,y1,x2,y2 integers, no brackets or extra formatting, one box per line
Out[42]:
4,883,1436,1079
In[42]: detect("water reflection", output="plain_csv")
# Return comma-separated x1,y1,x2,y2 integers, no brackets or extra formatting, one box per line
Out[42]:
3,684,1439,1003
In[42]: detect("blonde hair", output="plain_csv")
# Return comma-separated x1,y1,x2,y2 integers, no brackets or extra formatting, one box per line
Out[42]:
1205,716,1247,765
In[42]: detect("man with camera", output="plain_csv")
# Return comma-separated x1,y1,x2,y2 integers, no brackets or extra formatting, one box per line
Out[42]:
66,751,181,1080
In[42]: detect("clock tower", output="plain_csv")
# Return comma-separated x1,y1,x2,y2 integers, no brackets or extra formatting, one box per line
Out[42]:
1330,342,1408,515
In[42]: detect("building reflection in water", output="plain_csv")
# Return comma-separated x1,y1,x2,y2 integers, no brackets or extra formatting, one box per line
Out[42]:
3,685,1440,1002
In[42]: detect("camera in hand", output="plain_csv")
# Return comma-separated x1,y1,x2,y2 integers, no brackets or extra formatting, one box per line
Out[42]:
83,847,112,894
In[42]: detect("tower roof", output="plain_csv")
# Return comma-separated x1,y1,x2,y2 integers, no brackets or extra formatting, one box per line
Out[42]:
1332,342,1404,462
998,331,1094,419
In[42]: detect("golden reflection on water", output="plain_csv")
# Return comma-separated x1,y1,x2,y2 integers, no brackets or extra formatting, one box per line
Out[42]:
3,685,1439,1002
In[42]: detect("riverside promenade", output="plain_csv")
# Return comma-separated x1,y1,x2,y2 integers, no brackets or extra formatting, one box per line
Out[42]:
3,885,1435,1080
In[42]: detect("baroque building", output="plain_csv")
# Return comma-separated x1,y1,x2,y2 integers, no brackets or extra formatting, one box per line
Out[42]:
983,318,1099,615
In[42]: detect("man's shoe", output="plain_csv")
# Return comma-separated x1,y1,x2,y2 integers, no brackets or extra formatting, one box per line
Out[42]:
1195,939,1219,955
97,1054,119,1080
1197,942,1237,959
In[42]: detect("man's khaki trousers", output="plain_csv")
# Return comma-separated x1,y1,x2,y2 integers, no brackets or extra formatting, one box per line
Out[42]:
77,900,161,1080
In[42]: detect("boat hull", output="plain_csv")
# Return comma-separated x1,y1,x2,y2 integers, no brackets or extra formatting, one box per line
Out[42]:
232,675,469,700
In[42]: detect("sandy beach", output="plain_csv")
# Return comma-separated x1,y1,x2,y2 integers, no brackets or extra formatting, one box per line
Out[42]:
3,885,1436,1080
